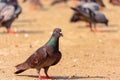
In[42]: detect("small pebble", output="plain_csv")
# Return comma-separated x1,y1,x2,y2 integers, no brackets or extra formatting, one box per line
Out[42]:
15,45,18,47
29,44,32,48
50,32,52,35
98,39,102,43
24,33,29,38
12,78,16,80
14,28,17,32
2,70,5,73
15,34,19,37
0,61,2,64
73,59,78,62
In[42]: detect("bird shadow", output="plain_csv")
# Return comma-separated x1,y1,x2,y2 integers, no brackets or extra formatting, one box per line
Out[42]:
108,24,120,27
0,30,44,34
100,30,118,33
16,19,37,23
38,7,49,11
77,23,120,28
77,26,118,33
16,30,44,34
17,75,108,79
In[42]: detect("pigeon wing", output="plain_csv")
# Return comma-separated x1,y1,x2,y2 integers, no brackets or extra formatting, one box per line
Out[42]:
25,46,48,68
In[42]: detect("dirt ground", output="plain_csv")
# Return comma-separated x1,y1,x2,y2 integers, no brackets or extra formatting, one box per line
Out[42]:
0,0,120,80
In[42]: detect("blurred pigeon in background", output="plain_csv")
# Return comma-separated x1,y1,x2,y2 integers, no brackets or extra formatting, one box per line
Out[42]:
71,7,108,32
15,28,63,80
0,0,22,34
70,1,99,23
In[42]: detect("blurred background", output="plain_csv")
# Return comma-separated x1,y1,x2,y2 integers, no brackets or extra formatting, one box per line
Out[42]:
0,0,120,80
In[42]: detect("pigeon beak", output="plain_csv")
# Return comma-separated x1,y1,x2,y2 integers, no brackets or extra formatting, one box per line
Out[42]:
60,32,63,37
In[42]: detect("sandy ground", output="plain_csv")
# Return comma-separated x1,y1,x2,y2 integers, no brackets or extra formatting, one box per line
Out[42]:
0,0,120,80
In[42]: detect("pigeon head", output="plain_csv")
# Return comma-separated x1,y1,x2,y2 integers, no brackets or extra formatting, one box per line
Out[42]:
52,28,63,37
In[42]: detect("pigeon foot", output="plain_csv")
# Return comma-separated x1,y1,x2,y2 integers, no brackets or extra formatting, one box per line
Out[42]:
8,29,15,34
29,4,37,10
38,74,45,80
91,29,102,32
45,73,54,80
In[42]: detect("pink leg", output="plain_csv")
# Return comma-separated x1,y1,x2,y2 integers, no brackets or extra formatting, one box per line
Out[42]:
38,74,45,80
94,29,102,32
8,29,15,34
45,73,50,79
29,3,37,10
44,67,53,79
91,24,102,32
91,29,101,32
45,73,54,80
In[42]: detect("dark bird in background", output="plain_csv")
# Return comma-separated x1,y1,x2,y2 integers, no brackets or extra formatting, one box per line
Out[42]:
14,28,63,80
71,7,108,32
51,0,68,6
7,0,22,18
0,0,22,34
109,0,120,6
70,1,99,23
23,0,44,10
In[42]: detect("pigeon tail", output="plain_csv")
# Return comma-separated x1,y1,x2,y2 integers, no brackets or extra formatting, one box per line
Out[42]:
14,69,26,74
14,62,29,74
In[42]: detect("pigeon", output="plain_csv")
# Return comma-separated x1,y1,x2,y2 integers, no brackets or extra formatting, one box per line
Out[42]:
7,0,22,18
51,0,68,6
71,7,108,32
70,1,99,23
14,28,63,80
0,0,22,34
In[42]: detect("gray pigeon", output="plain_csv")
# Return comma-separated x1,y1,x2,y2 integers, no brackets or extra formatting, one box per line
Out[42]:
0,0,22,34
70,1,99,23
14,28,63,80
71,7,108,32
